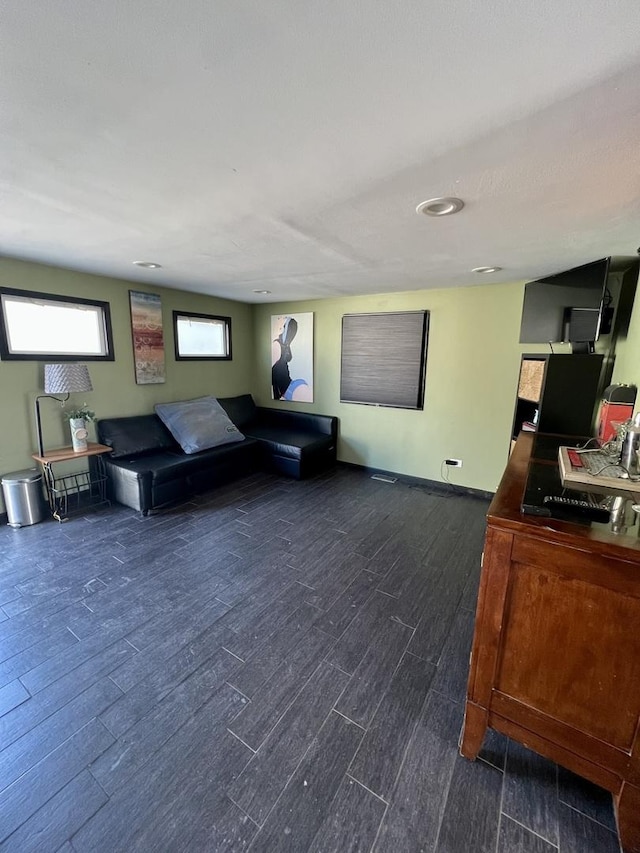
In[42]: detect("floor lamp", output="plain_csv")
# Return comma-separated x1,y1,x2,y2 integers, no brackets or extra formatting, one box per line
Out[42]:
34,363,93,457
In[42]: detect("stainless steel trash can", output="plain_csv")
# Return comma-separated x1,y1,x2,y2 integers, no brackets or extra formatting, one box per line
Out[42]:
2,469,47,528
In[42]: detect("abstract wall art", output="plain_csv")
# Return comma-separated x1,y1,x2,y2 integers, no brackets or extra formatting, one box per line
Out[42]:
129,290,166,384
271,312,314,402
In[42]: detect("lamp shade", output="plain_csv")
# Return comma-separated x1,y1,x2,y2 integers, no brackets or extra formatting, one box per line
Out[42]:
44,363,93,394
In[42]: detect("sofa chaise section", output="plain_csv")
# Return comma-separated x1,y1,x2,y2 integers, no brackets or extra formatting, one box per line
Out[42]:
218,394,338,479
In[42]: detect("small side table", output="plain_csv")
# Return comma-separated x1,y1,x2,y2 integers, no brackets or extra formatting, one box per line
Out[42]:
32,443,112,522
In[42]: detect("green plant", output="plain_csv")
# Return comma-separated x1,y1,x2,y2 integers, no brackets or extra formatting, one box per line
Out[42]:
63,406,96,422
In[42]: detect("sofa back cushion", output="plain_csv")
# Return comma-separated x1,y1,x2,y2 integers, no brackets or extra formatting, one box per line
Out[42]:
98,415,177,459
217,394,258,429
155,396,245,455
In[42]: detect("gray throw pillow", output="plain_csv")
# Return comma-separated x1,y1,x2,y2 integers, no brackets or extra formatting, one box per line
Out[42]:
154,397,245,454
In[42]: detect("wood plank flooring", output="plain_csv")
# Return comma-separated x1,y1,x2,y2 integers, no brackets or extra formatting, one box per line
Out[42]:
0,467,621,852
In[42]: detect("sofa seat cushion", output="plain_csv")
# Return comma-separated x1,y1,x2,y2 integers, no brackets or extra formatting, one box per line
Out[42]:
104,452,178,480
106,439,258,485
143,452,206,485
244,425,332,461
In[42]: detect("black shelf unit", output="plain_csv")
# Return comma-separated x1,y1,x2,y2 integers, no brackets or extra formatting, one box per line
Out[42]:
511,353,604,442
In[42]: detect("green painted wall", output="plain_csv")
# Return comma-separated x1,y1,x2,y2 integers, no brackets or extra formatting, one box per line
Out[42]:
252,281,558,493
6,256,621,513
611,286,640,401
0,257,253,512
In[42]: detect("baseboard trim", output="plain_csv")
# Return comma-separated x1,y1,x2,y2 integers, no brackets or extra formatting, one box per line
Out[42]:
338,461,494,501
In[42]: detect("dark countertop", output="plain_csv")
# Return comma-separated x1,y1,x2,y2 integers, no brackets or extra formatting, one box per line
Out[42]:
488,432,640,559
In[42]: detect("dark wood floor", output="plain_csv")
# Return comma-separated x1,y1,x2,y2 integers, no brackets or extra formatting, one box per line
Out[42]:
0,467,621,852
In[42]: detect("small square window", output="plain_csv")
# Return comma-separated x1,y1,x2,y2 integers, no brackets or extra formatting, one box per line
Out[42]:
173,311,232,360
0,287,114,361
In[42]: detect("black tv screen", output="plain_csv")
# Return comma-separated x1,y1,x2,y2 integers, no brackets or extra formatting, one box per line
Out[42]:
519,258,609,344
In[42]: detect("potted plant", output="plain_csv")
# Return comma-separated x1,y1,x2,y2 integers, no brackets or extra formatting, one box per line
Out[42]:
63,406,96,452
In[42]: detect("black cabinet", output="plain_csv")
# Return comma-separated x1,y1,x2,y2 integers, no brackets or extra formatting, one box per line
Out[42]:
511,354,604,442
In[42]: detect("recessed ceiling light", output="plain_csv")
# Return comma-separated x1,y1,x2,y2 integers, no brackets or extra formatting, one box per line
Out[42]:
133,261,162,269
416,197,464,217
472,266,502,274
253,289,271,294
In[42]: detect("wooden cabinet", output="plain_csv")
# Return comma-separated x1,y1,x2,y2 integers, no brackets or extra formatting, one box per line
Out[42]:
461,433,640,853
511,353,604,442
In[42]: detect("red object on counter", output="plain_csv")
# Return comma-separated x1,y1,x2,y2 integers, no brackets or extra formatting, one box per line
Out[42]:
597,384,637,444
598,401,635,443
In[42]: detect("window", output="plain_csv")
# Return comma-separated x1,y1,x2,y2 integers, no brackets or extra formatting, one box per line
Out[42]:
173,311,232,360
340,311,429,409
0,287,114,361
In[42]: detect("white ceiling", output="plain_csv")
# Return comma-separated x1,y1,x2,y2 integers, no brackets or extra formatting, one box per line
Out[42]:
2,1,640,302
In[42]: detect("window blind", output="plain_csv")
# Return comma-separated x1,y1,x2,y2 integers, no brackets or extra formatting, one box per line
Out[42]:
340,311,429,409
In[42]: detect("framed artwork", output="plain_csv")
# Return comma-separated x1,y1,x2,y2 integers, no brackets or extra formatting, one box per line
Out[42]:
271,312,314,402
129,290,166,384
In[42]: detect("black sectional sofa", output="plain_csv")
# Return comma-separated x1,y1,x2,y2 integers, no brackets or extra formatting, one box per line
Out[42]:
218,394,336,479
97,394,337,515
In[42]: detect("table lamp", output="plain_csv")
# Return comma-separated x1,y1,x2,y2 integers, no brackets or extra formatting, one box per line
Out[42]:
35,363,93,457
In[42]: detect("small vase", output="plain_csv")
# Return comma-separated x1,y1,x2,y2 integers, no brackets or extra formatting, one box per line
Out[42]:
70,418,89,452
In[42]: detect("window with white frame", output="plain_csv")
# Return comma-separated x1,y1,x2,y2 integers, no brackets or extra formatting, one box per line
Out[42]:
0,288,114,360
173,311,232,360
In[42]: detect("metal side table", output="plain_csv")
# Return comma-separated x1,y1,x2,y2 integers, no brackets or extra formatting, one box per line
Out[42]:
32,443,112,522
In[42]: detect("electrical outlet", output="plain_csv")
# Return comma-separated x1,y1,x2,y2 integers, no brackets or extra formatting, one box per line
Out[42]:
445,458,463,468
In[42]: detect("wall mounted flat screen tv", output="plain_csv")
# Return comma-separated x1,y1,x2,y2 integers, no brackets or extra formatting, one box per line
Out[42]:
519,258,610,345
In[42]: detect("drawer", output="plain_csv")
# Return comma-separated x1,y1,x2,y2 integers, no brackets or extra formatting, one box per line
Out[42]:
511,535,640,597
